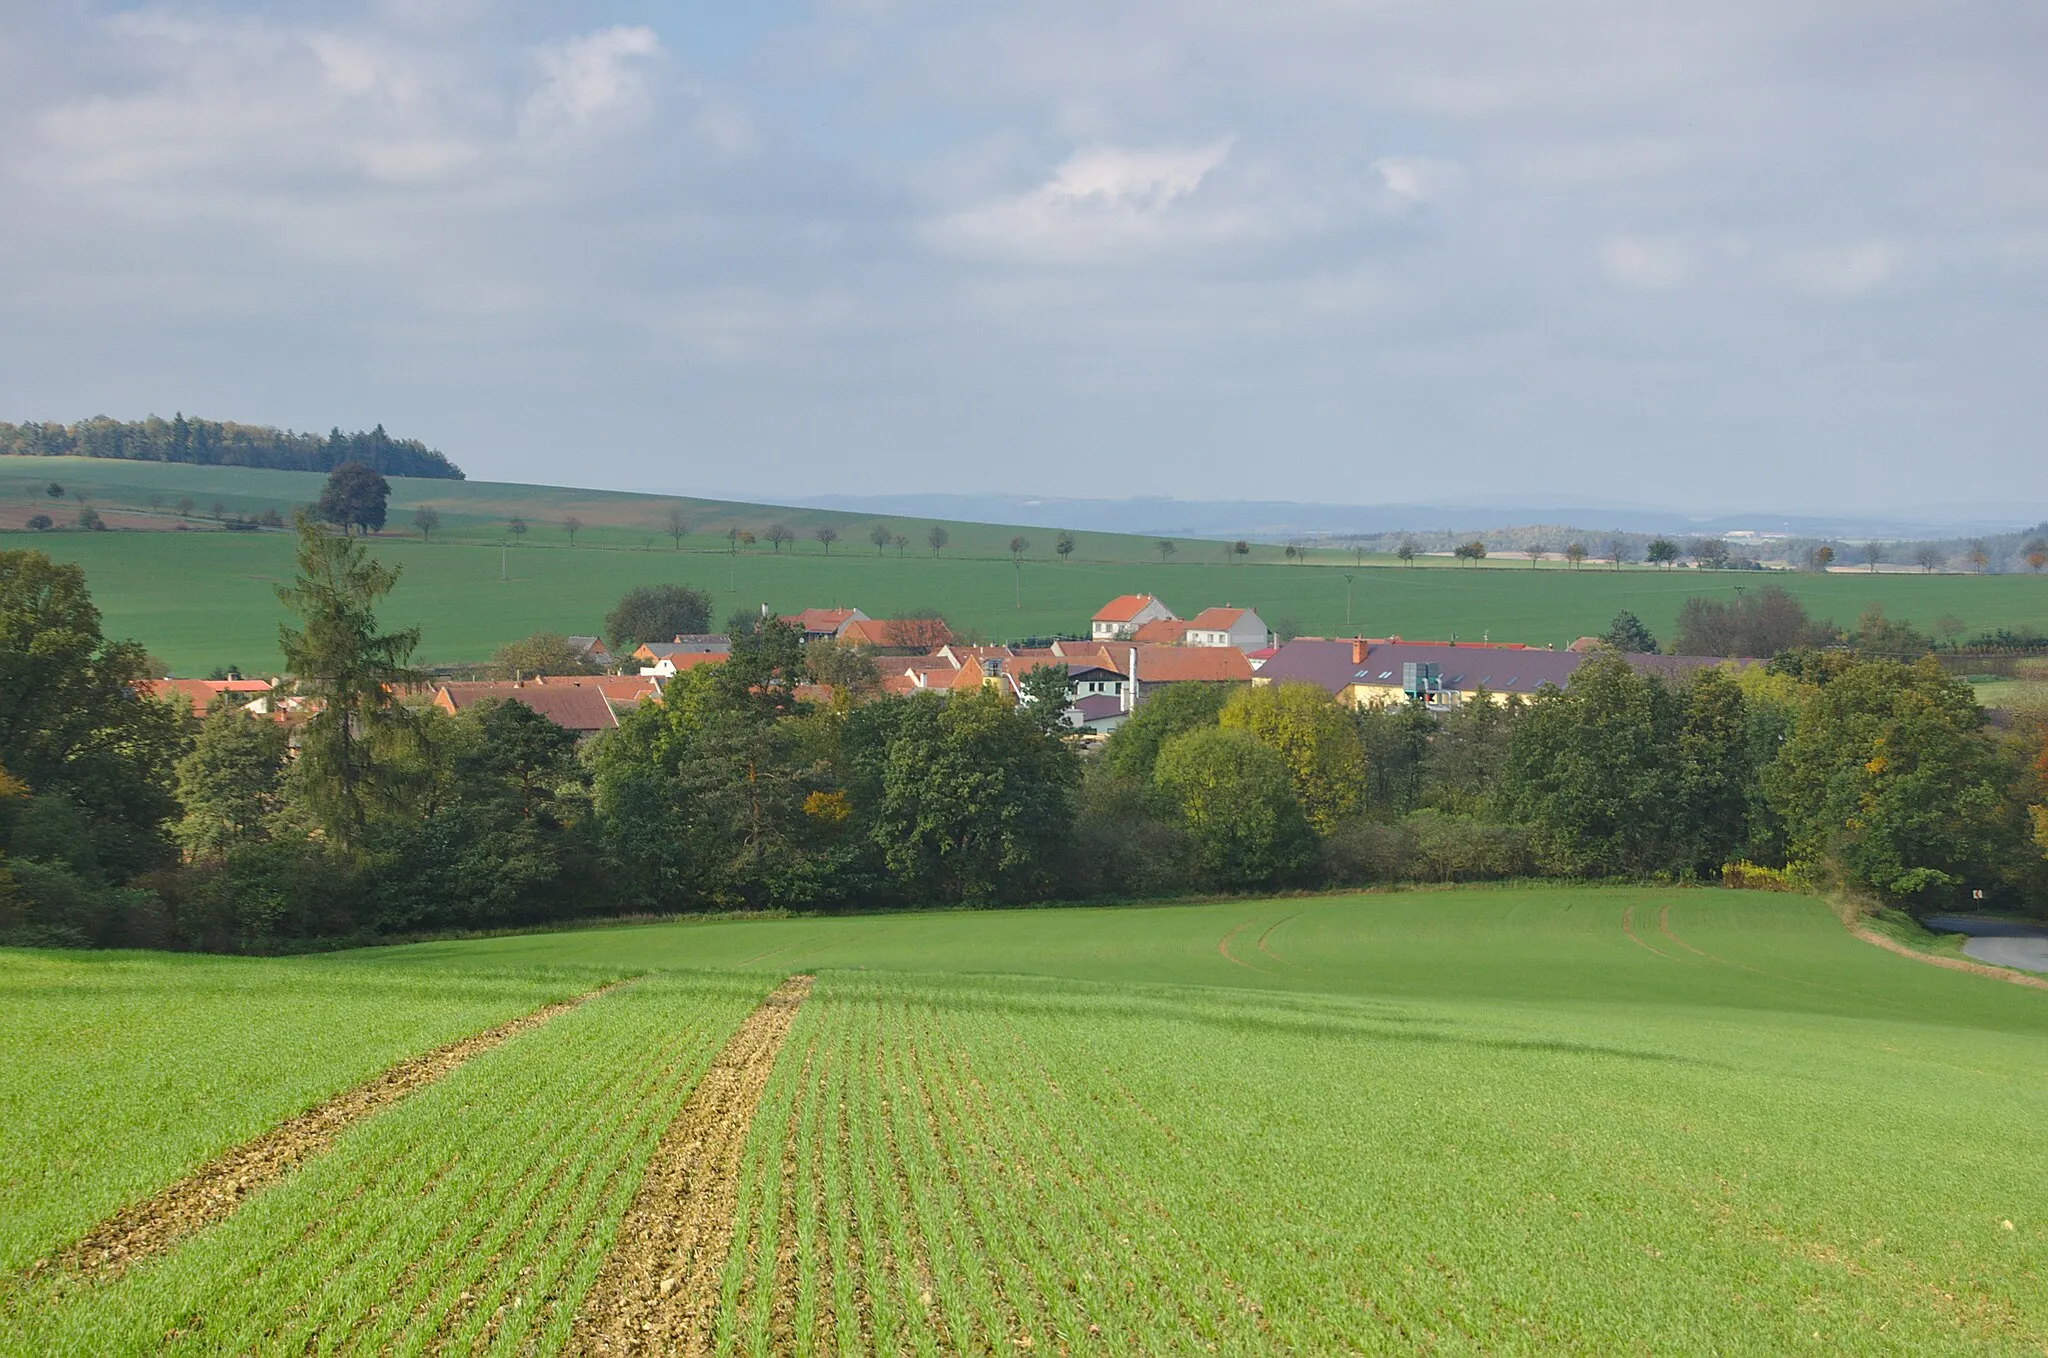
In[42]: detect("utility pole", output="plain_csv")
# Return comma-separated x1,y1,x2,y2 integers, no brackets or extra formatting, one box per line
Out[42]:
1344,573,1354,628
501,542,507,581
1014,558,1022,609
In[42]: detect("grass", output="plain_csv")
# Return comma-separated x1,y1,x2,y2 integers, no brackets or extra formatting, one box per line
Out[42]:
4,885,2047,1352
7,457,2048,673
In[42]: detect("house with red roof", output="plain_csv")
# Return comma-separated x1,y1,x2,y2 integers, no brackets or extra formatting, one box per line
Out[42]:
138,677,275,719
780,607,868,641
1185,606,1271,650
431,681,619,736
1091,594,1175,641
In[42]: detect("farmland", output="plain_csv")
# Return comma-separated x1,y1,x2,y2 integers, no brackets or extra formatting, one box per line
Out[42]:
7,457,2048,674
5,886,2047,1353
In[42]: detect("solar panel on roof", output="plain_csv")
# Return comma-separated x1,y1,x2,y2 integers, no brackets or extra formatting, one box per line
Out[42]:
1379,670,1393,679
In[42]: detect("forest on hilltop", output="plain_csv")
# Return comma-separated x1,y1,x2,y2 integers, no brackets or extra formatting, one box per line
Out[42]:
0,415,463,480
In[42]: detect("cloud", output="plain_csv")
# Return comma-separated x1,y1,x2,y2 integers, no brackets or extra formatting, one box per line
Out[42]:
1778,242,1901,297
1372,155,1464,205
520,26,663,141
927,139,1240,262
1598,235,1696,290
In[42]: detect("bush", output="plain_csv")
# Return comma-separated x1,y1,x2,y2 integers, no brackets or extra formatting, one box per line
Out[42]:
1720,860,1802,892
25,514,51,531
0,857,167,948
1321,812,1532,885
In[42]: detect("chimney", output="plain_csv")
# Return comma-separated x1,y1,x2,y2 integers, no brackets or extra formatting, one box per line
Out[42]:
1353,639,1369,664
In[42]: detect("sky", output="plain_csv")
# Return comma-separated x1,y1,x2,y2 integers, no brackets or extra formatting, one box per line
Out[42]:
2,1,2045,514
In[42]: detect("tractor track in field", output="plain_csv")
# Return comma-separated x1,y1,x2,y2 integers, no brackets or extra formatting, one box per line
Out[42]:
28,978,633,1286
567,974,812,1356
1620,903,1676,959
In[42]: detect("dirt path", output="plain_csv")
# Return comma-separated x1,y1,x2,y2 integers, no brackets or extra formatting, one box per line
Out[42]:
32,978,631,1284
567,974,813,1356
1850,926,2048,991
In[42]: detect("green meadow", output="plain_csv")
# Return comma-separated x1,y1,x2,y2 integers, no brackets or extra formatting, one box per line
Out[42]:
4,887,2046,1353
6,458,2046,673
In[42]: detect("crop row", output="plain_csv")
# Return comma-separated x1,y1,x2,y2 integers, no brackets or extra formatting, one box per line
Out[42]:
6,971,772,1357
706,971,2048,1355
0,950,618,1276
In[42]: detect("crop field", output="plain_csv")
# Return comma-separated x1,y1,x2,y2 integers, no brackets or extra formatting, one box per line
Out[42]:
4,886,2047,1354
7,458,2047,672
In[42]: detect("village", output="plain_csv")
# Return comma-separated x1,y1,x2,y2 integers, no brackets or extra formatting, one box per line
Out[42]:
141,592,1737,739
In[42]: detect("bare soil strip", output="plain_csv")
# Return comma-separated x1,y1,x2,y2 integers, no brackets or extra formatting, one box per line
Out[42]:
1620,903,1676,959
567,974,813,1356
34,978,631,1284
1851,925,2048,991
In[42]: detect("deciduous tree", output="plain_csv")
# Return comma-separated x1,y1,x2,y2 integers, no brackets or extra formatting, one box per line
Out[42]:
316,461,390,535
1218,682,1365,832
604,584,713,649
412,505,440,541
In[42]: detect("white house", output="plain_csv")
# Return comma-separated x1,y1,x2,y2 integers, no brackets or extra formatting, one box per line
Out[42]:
1184,606,1271,650
1091,594,1176,641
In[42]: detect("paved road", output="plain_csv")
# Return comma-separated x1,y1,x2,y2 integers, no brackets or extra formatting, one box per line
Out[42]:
1924,915,2048,974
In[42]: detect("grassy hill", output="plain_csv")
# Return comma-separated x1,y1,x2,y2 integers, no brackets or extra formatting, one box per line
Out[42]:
6,887,2047,1351
6,456,2048,674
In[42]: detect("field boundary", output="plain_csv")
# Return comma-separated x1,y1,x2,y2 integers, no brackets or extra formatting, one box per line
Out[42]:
29,977,634,1283
568,973,813,1356
1848,924,2048,991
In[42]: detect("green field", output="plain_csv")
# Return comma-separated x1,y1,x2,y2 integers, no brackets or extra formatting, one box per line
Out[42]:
6,458,2046,673
5,887,2046,1353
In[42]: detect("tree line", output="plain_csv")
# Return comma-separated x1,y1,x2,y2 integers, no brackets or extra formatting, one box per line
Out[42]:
1,416,464,480
4,530,2046,952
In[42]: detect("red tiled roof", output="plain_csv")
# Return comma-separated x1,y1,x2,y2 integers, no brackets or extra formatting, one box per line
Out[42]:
1188,607,1248,630
1131,618,1192,644
433,682,619,732
535,675,664,705
1128,645,1252,684
784,607,860,634
139,678,274,714
1093,594,1164,624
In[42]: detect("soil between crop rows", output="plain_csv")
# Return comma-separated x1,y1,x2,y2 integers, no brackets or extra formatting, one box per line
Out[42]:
31,979,630,1284
568,974,813,1356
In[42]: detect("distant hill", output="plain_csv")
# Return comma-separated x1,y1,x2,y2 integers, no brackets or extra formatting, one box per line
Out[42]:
0,415,464,480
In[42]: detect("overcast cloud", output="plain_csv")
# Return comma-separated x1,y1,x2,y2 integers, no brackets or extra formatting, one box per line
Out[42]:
2,1,2044,512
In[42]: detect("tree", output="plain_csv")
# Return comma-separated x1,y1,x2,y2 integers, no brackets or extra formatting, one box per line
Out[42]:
1646,538,1680,568
1966,541,1991,573
45,482,63,499
666,505,689,549
24,515,50,532
1017,661,1076,738
1453,540,1487,565
814,525,839,554
1056,531,1076,561
1284,545,1299,564
927,525,949,557
315,461,391,536
173,705,286,860
1690,538,1731,570
1847,603,1933,659
177,497,195,519
491,631,602,678
1607,537,1632,570
2027,537,2048,573
508,516,528,541
864,688,1077,903
880,611,951,652
803,638,880,699
1762,657,2008,902
459,697,579,820
1156,539,1176,562
1600,611,1660,654
1155,728,1315,888
1527,542,1549,568
1912,543,1945,573
604,583,714,649
1861,539,1887,573
1100,682,1232,784
1565,541,1587,569
75,507,106,532
562,515,583,547
412,505,441,541
1673,585,1822,658
766,523,794,554
1397,538,1417,566
1234,540,1252,564
1217,682,1366,832
1,549,183,878
1009,535,1030,560
892,533,910,557
1807,544,1835,571
869,522,893,556
1497,653,1687,877
274,515,425,849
